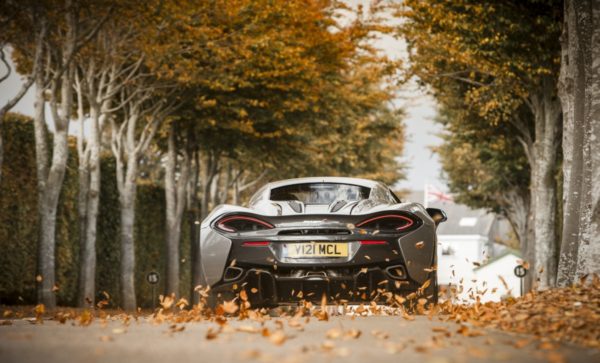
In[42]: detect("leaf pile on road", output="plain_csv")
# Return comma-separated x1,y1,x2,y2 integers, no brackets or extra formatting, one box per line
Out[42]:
437,276,600,348
2,277,599,351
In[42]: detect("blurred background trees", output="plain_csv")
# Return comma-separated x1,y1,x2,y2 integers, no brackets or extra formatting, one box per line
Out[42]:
397,0,599,289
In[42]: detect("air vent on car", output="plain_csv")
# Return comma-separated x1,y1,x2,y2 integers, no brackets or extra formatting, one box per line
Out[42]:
330,200,347,212
278,229,351,236
287,200,303,213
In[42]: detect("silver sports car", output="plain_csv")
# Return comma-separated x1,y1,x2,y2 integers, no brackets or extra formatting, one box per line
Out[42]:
199,177,446,307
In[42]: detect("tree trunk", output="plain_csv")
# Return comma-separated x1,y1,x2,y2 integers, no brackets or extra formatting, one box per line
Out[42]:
111,93,170,310
76,112,91,306
557,0,588,286
530,79,562,289
200,153,219,220
233,177,240,205
119,158,138,311
502,190,531,254
0,110,5,186
32,76,52,306
218,161,231,204
164,125,190,299
81,151,100,304
188,151,202,304
524,179,536,292
210,168,220,208
574,0,600,279
35,19,75,308
36,109,71,309
77,108,102,306
164,127,179,299
557,0,600,283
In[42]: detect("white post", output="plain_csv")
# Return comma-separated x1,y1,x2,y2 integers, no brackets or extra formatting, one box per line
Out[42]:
424,183,429,208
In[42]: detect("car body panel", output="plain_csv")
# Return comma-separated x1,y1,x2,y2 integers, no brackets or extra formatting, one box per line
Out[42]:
198,177,442,304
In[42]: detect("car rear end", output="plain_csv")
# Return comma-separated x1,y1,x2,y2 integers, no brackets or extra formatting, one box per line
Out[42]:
200,207,438,307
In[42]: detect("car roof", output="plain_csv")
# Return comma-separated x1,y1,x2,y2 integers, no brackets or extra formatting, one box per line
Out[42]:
265,177,382,190
248,177,393,206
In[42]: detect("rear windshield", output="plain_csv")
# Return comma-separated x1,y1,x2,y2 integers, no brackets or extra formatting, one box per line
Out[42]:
270,183,370,205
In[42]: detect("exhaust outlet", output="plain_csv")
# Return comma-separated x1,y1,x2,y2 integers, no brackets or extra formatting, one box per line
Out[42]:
385,265,407,280
223,266,244,282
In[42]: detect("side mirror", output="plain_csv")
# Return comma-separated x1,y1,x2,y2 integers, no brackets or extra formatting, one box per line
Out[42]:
426,208,447,226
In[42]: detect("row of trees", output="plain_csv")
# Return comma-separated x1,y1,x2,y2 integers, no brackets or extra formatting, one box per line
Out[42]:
397,0,599,289
0,0,404,309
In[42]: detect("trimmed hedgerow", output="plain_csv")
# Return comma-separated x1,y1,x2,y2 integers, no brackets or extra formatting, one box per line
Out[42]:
0,113,190,307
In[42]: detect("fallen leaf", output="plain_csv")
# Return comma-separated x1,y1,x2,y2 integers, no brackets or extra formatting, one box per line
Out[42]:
221,300,239,314
269,330,287,345
237,325,260,334
371,330,389,340
206,327,220,340
326,328,342,339
345,329,361,339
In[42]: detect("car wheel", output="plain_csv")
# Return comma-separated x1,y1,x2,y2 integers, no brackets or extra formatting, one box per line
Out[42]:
424,270,439,305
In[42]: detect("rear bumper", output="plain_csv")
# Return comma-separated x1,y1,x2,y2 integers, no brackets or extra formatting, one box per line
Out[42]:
210,264,422,306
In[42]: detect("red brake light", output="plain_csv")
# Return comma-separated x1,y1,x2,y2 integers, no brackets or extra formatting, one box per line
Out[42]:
242,241,270,247
216,215,274,233
360,240,388,245
356,214,414,231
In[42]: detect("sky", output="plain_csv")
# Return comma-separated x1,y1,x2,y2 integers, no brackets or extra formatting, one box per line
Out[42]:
343,0,444,192
0,1,444,192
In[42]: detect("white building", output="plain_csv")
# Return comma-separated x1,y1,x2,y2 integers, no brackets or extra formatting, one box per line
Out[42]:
405,190,524,303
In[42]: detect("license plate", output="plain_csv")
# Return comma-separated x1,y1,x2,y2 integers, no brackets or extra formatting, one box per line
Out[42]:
286,242,348,258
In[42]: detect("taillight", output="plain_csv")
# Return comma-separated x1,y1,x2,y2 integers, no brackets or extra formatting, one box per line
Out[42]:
216,215,274,233
356,214,414,231
360,240,387,245
242,241,270,247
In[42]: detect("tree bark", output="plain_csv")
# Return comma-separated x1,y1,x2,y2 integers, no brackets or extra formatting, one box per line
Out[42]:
557,0,589,286
76,105,103,306
200,152,219,220
502,190,531,254
164,124,190,299
574,0,600,280
557,0,600,283
233,176,240,205
75,78,92,305
218,161,231,205
524,178,537,292
36,84,73,308
188,150,202,304
118,156,138,311
530,79,562,289
82,146,100,304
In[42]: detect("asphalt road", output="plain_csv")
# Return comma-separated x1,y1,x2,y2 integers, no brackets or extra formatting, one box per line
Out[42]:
1,315,598,363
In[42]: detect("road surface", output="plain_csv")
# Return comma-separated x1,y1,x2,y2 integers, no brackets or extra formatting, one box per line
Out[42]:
1,315,598,363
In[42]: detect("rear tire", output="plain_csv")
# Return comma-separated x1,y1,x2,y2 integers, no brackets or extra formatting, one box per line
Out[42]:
424,271,439,305
206,291,219,310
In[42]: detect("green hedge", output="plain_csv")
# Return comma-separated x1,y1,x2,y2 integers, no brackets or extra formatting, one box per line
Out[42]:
0,113,191,307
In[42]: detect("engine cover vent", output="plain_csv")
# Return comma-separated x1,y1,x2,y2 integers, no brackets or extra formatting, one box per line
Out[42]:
278,228,351,236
